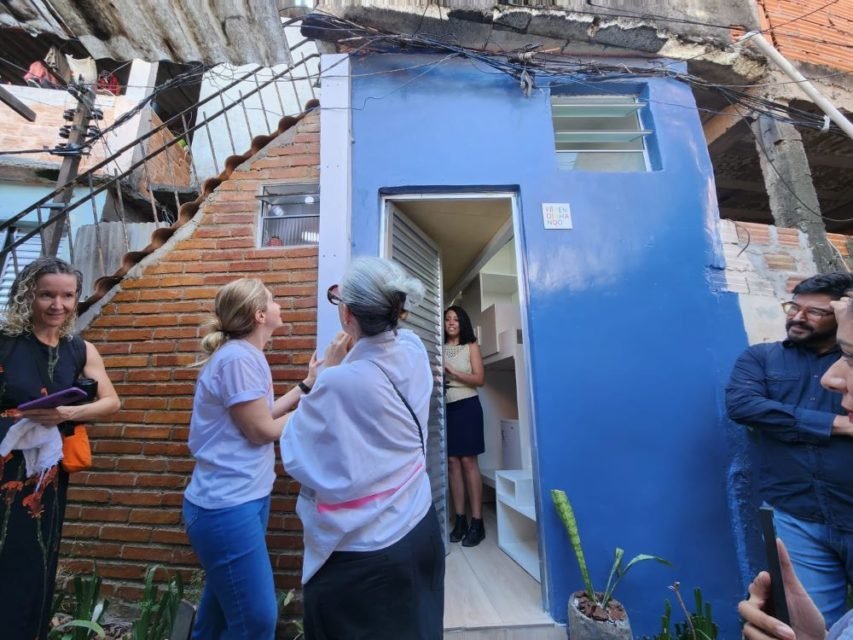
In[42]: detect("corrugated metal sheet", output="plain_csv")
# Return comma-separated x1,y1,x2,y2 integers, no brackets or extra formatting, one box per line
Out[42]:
760,0,853,72
0,0,293,66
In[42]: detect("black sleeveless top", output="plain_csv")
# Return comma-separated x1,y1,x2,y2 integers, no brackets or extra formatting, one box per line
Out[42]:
0,332,86,441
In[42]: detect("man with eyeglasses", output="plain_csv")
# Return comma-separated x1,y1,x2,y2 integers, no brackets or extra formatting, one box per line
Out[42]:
726,272,853,629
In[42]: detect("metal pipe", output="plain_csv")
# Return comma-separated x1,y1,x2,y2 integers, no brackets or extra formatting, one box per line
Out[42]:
219,94,238,156
203,115,220,176
740,31,853,142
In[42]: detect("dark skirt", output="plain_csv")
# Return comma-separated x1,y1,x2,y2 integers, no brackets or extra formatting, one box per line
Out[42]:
446,395,485,457
0,452,68,640
303,505,445,640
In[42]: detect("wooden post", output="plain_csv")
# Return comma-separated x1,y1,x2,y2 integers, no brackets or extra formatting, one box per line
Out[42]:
42,85,94,257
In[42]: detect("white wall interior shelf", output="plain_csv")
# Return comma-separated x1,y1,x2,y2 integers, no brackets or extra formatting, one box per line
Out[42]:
496,470,539,581
480,303,521,359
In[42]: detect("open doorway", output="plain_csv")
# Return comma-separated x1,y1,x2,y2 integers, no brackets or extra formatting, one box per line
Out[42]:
381,192,557,636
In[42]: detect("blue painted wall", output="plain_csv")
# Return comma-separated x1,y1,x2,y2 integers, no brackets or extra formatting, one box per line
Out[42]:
348,53,755,636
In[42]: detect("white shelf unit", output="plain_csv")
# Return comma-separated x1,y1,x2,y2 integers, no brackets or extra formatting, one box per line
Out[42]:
496,470,539,581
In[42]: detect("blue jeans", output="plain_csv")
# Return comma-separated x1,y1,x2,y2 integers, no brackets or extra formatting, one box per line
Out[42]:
774,509,853,629
183,496,277,640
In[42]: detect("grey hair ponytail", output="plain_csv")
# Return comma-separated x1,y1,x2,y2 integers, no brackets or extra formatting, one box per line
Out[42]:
339,257,426,337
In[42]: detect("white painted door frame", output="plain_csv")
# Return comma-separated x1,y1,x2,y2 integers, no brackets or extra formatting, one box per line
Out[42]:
379,190,548,609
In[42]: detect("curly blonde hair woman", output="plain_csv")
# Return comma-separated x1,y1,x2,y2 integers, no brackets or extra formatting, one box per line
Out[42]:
0,257,120,640
1,256,82,337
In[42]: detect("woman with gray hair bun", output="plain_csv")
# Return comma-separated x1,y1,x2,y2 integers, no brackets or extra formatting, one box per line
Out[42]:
280,256,444,640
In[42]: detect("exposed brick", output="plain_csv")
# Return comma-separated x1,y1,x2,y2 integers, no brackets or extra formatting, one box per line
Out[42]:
128,509,182,525
69,111,320,610
66,487,111,503
110,491,163,507
764,254,797,270
123,397,169,410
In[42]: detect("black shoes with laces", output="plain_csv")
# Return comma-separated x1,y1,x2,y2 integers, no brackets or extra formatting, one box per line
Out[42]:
462,517,485,547
450,514,468,543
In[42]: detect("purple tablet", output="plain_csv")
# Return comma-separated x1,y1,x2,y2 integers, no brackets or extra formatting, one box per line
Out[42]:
18,387,87,411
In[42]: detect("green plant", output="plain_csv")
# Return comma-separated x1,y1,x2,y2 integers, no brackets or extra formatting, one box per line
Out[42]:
130,565,183,640
551,489,671,611
49,570,109,640
278,589,304,640
642,584,718,640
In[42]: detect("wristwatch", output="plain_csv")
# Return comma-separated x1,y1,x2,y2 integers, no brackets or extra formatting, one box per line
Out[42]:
298,381,312,395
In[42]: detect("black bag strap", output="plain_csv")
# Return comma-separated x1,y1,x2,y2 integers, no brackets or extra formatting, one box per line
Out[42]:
369,360,426,457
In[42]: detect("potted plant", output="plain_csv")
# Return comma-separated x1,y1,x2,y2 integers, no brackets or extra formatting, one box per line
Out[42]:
551,489,671,640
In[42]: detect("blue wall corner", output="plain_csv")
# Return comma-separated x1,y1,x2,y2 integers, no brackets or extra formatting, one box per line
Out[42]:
348,53,756,636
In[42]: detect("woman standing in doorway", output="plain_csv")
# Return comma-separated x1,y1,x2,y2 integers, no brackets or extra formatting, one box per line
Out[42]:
444,305,486,547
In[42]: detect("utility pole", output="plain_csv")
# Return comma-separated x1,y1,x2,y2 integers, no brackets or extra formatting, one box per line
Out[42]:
42,83,96,257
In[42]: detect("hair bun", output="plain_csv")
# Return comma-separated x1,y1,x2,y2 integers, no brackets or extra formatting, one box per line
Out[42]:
385,273,425,311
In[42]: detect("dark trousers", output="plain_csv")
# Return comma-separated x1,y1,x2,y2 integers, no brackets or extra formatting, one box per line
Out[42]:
304,505,445,640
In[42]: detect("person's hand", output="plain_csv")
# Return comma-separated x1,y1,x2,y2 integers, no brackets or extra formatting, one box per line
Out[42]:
444,363,457,380
831,414,853,437
304,351,322,388
738,539,826,640
19,406,76,426
323,332,353,369
831,297,850,322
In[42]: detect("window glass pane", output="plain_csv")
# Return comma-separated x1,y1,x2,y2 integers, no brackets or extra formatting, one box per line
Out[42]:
556,152,647,172
556,139,645,152
262,215,319,246
259,184,320,247
266,200,319,218
552,112,640,132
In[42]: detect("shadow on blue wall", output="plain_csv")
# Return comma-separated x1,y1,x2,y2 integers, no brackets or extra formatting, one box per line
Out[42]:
348,53,759,636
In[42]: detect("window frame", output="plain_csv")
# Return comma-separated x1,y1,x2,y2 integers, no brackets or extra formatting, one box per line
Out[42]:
256,183,320,248
550,95,652,173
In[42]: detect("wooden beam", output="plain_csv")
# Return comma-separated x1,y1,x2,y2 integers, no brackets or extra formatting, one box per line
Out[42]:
704,103,751,156
716,176,844,201
805,153,853,170
719,207,773,222
0,86,36,122
715,178,766,193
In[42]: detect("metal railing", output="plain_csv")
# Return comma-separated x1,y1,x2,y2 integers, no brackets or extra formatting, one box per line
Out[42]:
0,34,319,301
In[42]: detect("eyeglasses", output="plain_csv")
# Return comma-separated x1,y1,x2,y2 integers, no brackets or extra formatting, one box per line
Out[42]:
781,301,834,321
327,284,342,306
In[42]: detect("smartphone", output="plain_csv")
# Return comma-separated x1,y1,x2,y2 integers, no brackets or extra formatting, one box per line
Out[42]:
18,387,87,411
759,506,790,625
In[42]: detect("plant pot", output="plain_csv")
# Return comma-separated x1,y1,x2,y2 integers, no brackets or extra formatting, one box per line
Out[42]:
567,591,632,640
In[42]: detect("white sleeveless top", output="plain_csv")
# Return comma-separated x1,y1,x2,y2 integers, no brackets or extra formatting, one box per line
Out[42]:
444,343,479,404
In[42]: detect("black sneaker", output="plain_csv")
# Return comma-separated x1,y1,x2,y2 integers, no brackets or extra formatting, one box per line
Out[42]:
462,518,485,547
449,514,468,543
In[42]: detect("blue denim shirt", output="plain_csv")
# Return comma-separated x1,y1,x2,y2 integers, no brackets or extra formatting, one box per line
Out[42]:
726,341,853,532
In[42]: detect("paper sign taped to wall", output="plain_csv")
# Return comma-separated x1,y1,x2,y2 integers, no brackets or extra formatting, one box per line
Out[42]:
542,203,572,230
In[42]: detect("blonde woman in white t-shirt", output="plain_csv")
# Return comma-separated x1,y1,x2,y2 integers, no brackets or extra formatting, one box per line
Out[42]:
443,305,486,547
183,278,318,640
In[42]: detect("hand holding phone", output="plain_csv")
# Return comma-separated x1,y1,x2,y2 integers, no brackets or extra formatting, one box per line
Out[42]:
759,506,791,625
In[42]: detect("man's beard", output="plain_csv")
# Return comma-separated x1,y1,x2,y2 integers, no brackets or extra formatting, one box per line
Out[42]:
786,320,836,346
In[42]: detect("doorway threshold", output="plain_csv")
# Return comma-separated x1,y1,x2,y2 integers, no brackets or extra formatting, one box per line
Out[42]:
443,505,563,640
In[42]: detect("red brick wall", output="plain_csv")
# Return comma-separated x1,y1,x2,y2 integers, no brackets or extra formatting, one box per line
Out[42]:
60,112,320,611
758,0,853,72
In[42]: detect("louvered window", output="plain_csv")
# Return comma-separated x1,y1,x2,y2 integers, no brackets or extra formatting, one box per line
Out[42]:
551,95,651,172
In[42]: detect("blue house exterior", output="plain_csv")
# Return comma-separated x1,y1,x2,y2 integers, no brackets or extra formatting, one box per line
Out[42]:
323,52,760,636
